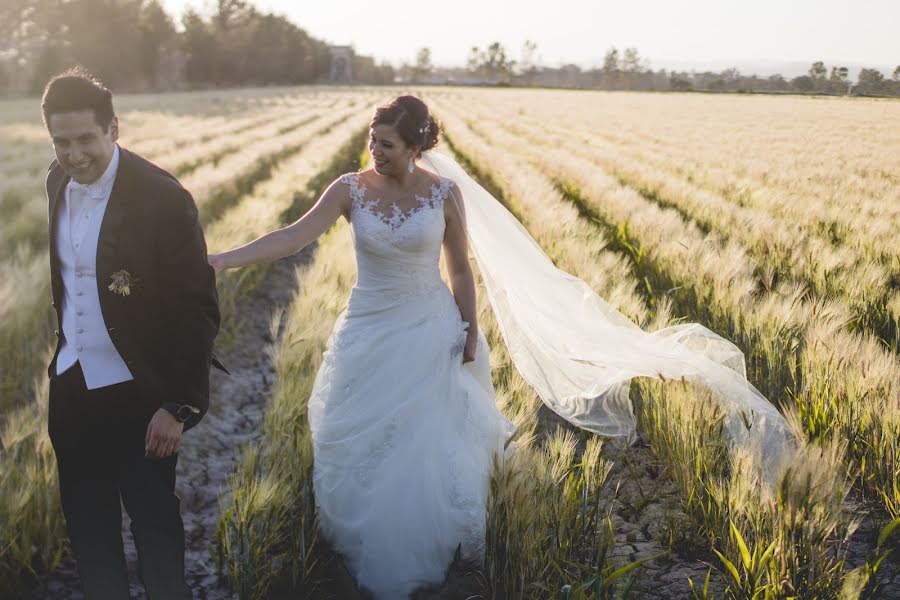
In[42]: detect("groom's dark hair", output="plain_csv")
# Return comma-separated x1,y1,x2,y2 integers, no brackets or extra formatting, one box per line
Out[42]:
41,68,115,132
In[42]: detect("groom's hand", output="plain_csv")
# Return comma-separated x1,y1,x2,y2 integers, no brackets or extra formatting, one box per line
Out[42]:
145,409,184,459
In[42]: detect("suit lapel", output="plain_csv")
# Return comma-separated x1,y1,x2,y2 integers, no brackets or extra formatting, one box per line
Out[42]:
48,163,69,268
96,146,130,266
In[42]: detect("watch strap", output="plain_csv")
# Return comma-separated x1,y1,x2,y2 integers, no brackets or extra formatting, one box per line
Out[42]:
161,402,199,423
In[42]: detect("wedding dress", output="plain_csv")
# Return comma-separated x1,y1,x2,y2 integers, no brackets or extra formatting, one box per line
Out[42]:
308,152,796,598
307,171,515,598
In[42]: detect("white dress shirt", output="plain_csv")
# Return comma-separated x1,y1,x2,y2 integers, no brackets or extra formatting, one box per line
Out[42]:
55,145,134,389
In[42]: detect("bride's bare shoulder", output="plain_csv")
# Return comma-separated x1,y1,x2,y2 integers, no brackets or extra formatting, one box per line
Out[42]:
353,168,378,185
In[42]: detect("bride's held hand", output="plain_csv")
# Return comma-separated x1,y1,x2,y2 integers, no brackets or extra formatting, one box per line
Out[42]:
208,253,227,273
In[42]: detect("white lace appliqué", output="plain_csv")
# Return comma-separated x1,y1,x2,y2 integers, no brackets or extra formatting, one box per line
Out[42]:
342,172,452,231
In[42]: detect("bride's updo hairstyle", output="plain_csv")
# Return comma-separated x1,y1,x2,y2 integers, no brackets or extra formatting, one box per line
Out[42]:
370,95,440,158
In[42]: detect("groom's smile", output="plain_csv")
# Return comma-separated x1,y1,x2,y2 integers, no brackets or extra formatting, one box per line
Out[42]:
48,110,118,185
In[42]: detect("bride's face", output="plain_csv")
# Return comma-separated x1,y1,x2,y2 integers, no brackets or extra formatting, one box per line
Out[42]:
369,124,417,176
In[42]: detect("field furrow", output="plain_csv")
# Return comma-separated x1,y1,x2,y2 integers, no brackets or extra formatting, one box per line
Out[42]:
432,95,885,598
431,93,899,521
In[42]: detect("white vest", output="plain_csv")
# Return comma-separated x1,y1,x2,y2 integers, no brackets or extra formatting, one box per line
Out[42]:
55,146,133,389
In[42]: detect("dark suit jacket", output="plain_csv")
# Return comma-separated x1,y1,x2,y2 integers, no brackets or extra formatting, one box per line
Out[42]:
47,145,221,431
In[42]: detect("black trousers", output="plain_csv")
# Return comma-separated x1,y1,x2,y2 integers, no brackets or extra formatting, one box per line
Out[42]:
48,363,192,600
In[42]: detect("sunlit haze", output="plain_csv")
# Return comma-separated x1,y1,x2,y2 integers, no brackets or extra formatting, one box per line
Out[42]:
162,0,898,75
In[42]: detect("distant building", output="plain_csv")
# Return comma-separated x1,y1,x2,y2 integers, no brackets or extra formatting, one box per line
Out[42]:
329,46,354,84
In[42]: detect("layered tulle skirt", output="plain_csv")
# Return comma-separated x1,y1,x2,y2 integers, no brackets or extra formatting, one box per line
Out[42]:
308,281,513,598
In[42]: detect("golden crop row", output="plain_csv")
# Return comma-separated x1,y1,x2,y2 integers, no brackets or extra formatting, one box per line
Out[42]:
431,93,870,598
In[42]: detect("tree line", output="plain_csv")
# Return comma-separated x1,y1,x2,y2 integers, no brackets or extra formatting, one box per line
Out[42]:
0,0,394,96
2,1,896,98
405,43,900,97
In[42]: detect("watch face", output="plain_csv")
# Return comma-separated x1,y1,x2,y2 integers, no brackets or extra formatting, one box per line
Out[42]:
175,405,199,422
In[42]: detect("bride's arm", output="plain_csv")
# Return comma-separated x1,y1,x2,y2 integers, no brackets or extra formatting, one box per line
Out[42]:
209,179,350,272
443,184,478,363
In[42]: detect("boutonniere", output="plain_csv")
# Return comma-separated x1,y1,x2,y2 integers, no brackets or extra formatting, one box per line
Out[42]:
108,270,138,296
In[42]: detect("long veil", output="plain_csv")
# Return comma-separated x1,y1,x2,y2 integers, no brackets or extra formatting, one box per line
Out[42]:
420,151,796,482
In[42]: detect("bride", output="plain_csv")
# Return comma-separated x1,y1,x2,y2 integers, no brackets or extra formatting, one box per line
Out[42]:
209,95,794,598
210,95,514,597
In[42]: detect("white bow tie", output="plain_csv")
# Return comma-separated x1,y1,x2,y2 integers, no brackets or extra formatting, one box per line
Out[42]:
68,178,106,200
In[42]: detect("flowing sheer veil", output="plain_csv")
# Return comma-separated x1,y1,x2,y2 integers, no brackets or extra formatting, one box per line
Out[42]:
420,151,796,482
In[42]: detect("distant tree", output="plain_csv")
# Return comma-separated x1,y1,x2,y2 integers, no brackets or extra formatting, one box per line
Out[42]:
412,47,432,83
373,62,396,85
601,47,619,88
248,14,304,84
621,47,642,72
5,0,65,94
284,27,326,83
213,0,254,31
466,42,514,83
829,66,848,82
620,47,642,88
808,61,827,80
181,9,219,85
518,39,539,84
767,74,787,90
487,42,515,82
722,67,740,81
602,47,619,73
791,75,815,91
858,68,884,84
466,46,482,77
0,0,29,41
30,43,67,94
857,68,885,94
824,66,850,94
353,54,381,84
138,1,177,90
211,0,259,84
669,74,692,91
893,65,900,81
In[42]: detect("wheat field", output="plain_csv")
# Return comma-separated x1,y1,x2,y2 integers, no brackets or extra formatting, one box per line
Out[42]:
1,86,898,599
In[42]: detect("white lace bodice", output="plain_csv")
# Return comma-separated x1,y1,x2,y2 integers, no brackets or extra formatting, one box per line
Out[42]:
341,172,454,302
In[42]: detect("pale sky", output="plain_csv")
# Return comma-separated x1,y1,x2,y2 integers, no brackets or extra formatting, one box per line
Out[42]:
163,0,899,73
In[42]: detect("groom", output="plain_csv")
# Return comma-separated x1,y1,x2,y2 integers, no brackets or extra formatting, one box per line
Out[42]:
42,69,221,598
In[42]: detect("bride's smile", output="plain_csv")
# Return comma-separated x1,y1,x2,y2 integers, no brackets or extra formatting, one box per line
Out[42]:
369,124,418,178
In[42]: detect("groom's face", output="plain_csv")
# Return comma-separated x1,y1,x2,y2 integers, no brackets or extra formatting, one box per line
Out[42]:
48,110,119,185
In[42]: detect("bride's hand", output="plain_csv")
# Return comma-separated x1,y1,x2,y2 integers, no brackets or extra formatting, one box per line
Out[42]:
208,253,227,273
462,330,477,364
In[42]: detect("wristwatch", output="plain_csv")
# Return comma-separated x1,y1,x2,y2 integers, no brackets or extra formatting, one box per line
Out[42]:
162,402,200,423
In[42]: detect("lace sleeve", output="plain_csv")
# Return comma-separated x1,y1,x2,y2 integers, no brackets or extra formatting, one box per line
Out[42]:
340,172,365,209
